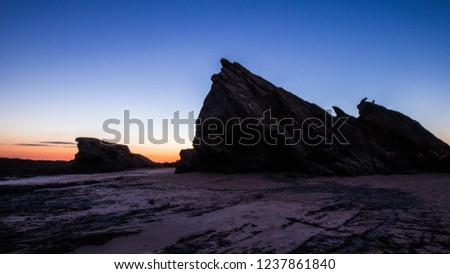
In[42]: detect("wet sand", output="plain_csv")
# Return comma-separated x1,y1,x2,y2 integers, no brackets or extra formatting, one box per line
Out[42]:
0,169,449,253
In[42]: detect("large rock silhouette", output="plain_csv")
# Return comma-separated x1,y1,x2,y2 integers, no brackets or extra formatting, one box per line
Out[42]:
176,59,449,175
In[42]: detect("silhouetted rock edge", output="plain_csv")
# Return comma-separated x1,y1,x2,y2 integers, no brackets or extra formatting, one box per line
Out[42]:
176,59,450,175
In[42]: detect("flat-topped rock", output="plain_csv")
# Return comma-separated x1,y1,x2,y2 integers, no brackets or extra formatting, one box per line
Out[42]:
74,137,159,171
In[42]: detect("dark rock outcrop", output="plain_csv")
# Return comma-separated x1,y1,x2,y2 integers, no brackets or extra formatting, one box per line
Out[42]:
73,137,159,171
175,149,200,174
0,138,160,179
176,59,450,175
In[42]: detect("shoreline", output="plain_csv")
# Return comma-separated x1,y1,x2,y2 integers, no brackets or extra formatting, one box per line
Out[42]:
1,170,449,253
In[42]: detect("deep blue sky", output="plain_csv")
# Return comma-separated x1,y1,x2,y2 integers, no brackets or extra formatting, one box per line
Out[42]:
1,0,449,160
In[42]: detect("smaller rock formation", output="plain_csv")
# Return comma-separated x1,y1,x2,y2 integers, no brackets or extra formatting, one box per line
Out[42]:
0,138,161,179
73,137,159,171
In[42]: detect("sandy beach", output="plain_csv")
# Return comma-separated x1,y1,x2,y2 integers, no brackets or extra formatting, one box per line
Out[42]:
0,169,449,253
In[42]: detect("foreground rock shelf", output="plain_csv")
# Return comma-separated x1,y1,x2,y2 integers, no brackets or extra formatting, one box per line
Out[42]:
1,169,449,253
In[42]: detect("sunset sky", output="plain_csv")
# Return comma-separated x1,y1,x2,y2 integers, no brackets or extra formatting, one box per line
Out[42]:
1,0,449,162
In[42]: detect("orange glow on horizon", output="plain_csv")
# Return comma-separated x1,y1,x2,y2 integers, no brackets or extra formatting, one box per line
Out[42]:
0,145,76,161
129,144,183,163
141,152,179,163
0,144,182,163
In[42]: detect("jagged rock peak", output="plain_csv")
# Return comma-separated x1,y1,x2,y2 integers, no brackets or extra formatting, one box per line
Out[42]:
176,59,450,175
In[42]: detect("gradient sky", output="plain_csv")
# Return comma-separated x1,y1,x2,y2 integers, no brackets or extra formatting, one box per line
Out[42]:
1,0,449,162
